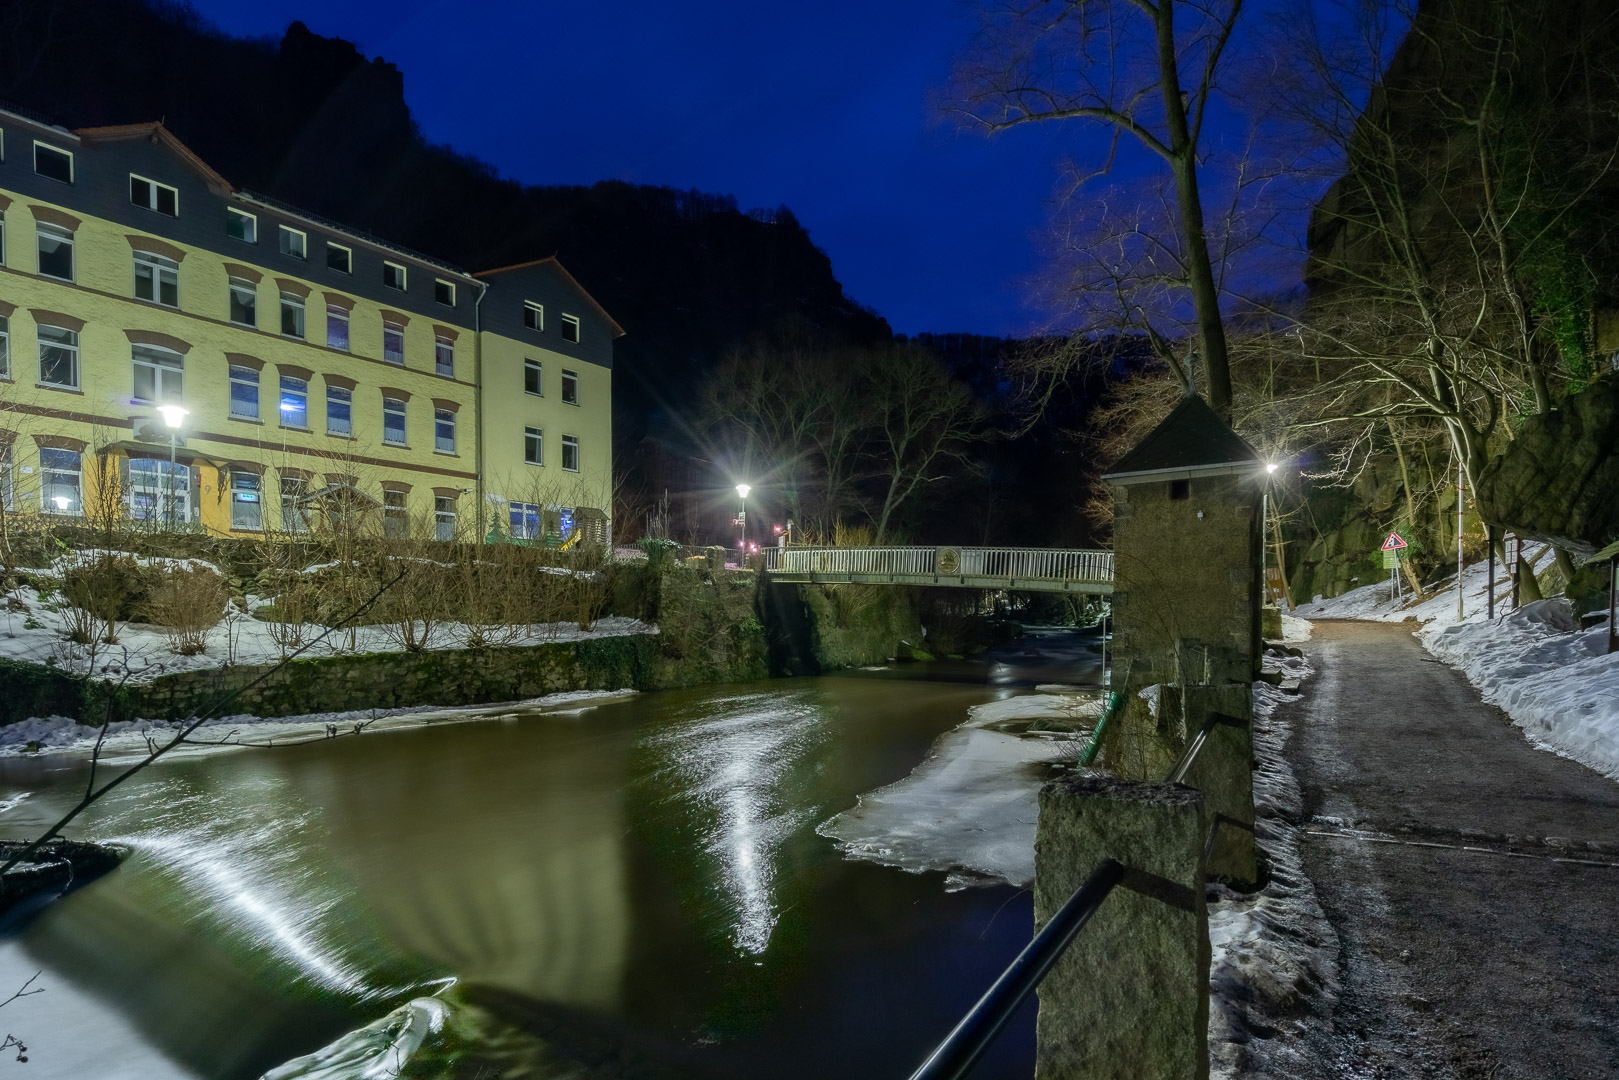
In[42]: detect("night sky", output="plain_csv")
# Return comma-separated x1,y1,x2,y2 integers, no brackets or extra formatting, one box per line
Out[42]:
183,0,1129,339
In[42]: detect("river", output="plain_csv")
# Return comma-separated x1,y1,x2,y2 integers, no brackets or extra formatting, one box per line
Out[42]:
0,629,1101,1079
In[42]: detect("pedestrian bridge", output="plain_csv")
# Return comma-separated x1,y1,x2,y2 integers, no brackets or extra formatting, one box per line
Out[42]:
762,546,1113,594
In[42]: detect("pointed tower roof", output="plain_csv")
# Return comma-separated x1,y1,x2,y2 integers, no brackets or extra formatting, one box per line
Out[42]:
1102,393,1263,484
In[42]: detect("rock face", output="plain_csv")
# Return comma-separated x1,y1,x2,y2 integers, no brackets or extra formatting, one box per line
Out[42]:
1476,379,1619,556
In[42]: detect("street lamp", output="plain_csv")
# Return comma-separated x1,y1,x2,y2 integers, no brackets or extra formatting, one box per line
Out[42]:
158,404,188,530
735,483,750,551
1262,461,1285,610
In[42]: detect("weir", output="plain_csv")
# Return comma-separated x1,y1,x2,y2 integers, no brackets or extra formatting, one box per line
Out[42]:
762,546,1113,594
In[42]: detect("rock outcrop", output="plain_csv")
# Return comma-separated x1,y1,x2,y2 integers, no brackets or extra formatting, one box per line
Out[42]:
1476,378,1619,556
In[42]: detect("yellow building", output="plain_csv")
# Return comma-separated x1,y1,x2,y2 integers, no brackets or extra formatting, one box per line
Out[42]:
0,110,619,544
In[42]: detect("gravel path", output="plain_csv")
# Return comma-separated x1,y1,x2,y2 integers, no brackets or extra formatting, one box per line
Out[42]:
1287,620,1619,1080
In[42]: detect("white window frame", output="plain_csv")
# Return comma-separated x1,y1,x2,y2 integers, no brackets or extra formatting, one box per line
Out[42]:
33,141,73,184
561,314,581,343
434,279,456,306
326,384,352,436
326,242,352,275
229,364,259,419
280,292,306,339
1,442,12,513
36,222,74,282
227,207,257,244
383,488,409,538
132,344,184,405
561,434,580,473
524,302,544,331
524,426,543,466
229,276,257,327
382,321,405,365
0,210,7,266
434,408,456,454
326,305,350,351
129,174,179,216
278,225,307,260
37,324,79,389
524,358,542,396
39,448,82,515
561,369,579,405
133,249,180,307
510,501,540,540
434,496,457,542
382,261,407,291
434,335,454,377
383,397,407,445
278,375,309,429
230,470,263,531
0,314,8,380
280,475,311,534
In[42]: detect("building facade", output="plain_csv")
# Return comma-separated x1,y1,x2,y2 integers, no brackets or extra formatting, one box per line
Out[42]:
0,109,618,545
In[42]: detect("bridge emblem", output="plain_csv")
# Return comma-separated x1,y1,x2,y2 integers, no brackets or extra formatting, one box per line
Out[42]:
937,547,961,575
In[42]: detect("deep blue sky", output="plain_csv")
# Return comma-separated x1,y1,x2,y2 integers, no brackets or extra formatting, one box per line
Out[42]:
185,0,1123,338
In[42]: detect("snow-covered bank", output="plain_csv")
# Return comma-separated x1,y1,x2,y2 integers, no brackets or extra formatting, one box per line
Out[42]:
818,692,1103,889
1294,549,1619,781
0,689,638,763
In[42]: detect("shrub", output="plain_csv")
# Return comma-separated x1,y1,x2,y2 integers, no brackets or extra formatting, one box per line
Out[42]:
148,564,228,655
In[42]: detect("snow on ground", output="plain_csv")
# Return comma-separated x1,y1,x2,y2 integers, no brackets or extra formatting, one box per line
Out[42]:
817,692,1104,889
1294,546,1619,781
0,574,655,683
1208,649,1341,1080
0,689,639,764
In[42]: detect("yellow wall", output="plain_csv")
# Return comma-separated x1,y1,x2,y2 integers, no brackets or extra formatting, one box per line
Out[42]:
2,187,483,535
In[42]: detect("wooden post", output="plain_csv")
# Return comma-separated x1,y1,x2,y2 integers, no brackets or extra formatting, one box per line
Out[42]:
1487,525,1495,619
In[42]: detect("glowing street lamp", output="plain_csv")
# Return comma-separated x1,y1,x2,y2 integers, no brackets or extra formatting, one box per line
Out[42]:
158,405,188,529
1262,460,1286,609
735,483,751,550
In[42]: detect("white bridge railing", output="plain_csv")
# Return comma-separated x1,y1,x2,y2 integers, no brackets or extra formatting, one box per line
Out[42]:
764,546,1112,586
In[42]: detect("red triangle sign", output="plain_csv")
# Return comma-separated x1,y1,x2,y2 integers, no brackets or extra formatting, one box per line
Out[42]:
1382,531,1408,551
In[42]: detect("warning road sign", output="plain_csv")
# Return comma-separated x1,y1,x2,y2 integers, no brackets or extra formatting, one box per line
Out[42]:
1381,531,1408,551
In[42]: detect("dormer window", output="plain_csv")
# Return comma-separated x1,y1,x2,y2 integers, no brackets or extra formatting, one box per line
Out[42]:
278,226,307,260
434,279,456,306
383,261,407,291
130,175,178,216
561,314,580,343
524,302,543,331
227,207,257,243
327,243,352,274
34,143,72,184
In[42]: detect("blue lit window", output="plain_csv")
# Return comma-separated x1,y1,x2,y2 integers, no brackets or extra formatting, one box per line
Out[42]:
383,397,406,445
279,375,308,428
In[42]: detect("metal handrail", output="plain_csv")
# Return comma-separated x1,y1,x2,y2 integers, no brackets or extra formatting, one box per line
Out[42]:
907,859,1126,1080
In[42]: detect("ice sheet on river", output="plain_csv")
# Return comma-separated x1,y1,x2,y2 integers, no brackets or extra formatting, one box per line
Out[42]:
818,693,1101,889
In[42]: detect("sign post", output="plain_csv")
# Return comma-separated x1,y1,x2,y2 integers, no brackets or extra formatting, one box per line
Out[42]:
1381,531,1408,600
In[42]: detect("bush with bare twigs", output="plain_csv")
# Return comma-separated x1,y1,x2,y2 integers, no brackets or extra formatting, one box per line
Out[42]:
148,564,228,656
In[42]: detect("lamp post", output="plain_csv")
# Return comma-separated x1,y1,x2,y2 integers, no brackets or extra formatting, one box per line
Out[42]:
1262,462,1279,608
735,483,750,552
157,404,188,530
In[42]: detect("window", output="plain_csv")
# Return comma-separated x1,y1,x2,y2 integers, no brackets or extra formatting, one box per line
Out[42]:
383,489,408,538
434,279,456,306
37,325,78,389
280,292,305,338
509,501,540,540
36,222,73,281
524,302,543,331
130,175,178,216
229,364,259,419
326,384,351,436
561,314,580,343
382,321,405,365
279,375,308,428
280,476,310,534
434,496,456,542
326,243,351,274
383,261,407,290
0,315,8,379
326,305,350,350
132,345,183,404
1,443,12,512
561,369,579,405
34,143,72,184
524,359,542,395
229,277,257,326
134,250,179,307
1,210,7,265
230,471,262,530
524,426,543,466
561,434,580,472
434,408,455,453
1169,479,1190,501
278,226,306,259
383,397,406,445
39,448,81,514
434,335,454,377
127,459,191,525
227,207,257,243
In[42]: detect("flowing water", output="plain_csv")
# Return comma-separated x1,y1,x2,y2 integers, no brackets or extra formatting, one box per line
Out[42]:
0,630,1100,1079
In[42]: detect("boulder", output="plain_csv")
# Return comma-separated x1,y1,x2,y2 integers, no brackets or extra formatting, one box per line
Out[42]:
1476,377,1619,555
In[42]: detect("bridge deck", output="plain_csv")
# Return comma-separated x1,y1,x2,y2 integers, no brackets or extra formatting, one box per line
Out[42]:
762,546,1113,594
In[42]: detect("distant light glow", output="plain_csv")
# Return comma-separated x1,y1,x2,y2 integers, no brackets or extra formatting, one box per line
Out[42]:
52,496,71,510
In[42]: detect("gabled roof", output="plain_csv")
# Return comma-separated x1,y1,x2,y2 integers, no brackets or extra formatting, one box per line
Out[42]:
1102,393,1263,483
74,122,233,196
475,256,626,338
